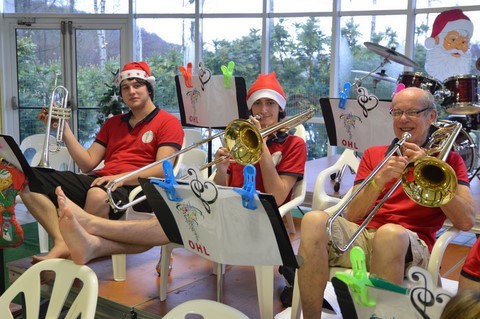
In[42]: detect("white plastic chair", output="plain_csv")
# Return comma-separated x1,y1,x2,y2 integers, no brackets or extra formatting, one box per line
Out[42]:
311,148,359,211
162,299,249,319
111,137,186,282
18,134,73,253
0,258,98,319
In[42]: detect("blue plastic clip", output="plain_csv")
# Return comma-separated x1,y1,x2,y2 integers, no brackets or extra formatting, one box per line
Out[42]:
150,160,182,202
221,61,235,88
233,164,258,210
339,82,352,109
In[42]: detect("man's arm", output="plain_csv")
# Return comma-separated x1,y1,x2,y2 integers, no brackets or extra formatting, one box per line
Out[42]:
440,184,476,231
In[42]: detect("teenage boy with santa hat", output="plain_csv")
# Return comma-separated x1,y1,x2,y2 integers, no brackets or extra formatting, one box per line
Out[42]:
20,61,184,261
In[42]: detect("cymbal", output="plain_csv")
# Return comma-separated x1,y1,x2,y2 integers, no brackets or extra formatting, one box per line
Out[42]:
364,42,418,68
352,70,397,83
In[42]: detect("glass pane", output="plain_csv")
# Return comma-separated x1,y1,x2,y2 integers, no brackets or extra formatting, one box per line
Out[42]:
77,109,101,149
305,122,329,160
76,28,121,148
202,17,262,87
338,15,407,101
340,0,408,11
4,0,127,14
202,0,261,14
273,0,333,13
135,0,194,14
416,1,478,9
136,18,194,113
270,17,331,116
16,29,62,141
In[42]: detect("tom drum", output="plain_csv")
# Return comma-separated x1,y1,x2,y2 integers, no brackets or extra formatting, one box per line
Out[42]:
442,74,480,115
397,72,444,95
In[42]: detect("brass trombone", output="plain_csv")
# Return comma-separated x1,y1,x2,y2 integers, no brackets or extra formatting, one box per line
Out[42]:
106,107,316,212
37,85,72,169
327,121,461,254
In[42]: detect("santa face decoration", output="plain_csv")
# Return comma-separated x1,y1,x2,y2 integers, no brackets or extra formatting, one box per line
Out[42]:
424,9,474,82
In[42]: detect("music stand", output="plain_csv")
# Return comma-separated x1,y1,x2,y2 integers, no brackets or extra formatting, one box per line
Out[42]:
139,176,298,268
175,74,249,175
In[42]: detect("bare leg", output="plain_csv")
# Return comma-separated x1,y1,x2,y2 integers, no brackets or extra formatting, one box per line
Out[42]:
57,189,169,246
57,186,153,264
19,189,69,260
298,211,331,319
83,187,111,218
370,223,410,284
458,274,480,292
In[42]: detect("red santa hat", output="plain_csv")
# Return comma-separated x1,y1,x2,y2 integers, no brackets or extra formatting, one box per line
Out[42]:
246,72,287,110
115,61,156,86
424,9,473,50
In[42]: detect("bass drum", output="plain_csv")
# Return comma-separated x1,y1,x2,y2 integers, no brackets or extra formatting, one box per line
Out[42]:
437,120,478,176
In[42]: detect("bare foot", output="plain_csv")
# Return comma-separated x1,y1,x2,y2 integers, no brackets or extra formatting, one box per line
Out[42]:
55,186,97,233
57,186,102,264
31,241,70,264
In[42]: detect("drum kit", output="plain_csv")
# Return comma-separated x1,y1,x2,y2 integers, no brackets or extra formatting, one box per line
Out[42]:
352,42,480,180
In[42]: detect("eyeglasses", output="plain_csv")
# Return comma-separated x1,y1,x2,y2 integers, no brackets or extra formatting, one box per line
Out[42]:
389,107,430,118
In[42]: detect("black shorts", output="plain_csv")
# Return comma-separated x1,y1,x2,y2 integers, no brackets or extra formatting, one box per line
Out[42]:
26,167,152,220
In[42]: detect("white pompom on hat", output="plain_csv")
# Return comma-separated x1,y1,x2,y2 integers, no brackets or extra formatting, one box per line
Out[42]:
424,9,473,50
115,61,156,86
246,72,287,110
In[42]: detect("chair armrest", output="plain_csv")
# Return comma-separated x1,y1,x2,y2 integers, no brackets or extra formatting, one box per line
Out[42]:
427,226,460,283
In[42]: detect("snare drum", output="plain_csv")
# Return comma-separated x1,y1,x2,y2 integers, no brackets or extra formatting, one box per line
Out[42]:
397,72,444,95
437,120,478,175
442,74,480,115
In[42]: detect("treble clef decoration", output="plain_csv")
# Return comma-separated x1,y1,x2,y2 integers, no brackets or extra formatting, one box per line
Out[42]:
198,61,212,91
188,168,218,214
356,87,379,118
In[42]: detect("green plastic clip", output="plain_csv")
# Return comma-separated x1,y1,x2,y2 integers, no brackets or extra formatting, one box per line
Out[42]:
334,247,376,307
221,61,235,88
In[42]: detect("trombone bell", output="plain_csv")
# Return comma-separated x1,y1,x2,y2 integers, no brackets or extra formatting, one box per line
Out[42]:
402,156,457,207
224,119,263,165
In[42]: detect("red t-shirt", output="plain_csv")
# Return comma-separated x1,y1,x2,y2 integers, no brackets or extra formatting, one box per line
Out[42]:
227,133,307,206
94,108,184,176
461,237,480,282
354,145,469,251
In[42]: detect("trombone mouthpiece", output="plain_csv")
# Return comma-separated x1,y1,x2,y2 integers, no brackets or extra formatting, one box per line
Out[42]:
253,114,263,120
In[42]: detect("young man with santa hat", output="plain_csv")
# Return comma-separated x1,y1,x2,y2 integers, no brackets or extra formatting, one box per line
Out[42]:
214,72,307,207
20,61,184,261
424,8,474,81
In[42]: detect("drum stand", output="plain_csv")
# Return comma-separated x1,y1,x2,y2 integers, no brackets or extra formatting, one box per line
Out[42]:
469,165,480,182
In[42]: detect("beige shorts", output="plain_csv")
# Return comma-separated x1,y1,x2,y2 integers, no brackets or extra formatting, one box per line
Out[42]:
327,216,429,274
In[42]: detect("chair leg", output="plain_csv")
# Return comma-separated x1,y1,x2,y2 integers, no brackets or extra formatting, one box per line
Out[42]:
160,243,179,301
285,211,296,234
290,270,302,319
38,224,49,253
112,254,126,281
254,265,274,319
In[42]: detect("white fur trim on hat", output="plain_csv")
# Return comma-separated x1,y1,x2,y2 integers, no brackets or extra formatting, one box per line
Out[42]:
440,19,473,38
115,70,155,86
246,89,286,110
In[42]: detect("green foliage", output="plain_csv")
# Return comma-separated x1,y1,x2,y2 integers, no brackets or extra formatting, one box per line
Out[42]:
96,70,125,125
